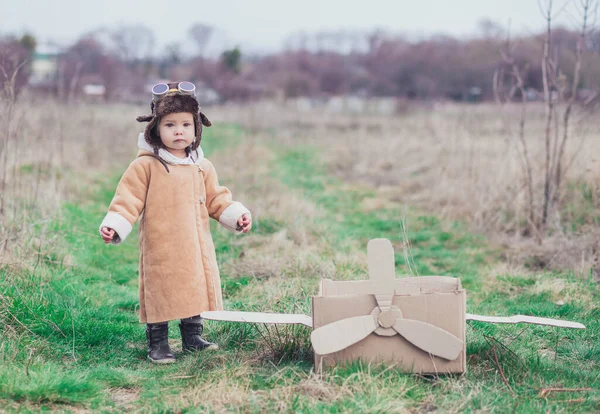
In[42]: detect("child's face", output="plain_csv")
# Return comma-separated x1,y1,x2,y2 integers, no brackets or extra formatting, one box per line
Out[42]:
158,112,195,156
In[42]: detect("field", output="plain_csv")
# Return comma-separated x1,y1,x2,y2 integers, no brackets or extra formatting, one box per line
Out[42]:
1,99,599,413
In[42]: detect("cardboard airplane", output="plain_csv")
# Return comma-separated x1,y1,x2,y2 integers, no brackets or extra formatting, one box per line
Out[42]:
202,239,584,373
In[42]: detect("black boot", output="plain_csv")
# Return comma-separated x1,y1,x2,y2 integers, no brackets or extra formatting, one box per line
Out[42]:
146,322,175,364
180,315,219,352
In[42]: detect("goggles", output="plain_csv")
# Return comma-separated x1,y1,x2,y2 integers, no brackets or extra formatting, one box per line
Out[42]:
151,81,196,101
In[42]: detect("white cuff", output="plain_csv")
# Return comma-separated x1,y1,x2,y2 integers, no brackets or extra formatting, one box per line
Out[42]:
99,212,133,245
219,202,250,234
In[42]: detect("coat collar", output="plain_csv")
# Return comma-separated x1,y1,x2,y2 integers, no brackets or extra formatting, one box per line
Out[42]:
136,133,204,165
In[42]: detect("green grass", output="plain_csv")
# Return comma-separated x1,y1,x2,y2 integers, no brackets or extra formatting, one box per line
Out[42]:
563,181,600,231
273,146,600,412
275,147,492,290
1,127,599,412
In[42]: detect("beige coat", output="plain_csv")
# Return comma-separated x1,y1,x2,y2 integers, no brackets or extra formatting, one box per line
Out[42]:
100,134,249,323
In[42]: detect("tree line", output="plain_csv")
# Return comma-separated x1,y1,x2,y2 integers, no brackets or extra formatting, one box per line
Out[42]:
1,20,599,103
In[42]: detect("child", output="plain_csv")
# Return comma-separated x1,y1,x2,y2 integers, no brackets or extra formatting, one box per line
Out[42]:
99,81,252,364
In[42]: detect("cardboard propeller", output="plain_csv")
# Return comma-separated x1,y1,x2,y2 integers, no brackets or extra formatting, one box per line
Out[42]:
310,239,463,360
202,238,585,371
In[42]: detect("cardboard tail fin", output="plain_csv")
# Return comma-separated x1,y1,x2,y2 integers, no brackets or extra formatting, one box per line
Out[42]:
201,311,313,327
466,313,585,329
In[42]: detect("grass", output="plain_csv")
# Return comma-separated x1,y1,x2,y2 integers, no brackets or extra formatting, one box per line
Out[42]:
1,121,599,412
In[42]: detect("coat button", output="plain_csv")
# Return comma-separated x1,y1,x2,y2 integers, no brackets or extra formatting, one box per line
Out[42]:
199,196,206,204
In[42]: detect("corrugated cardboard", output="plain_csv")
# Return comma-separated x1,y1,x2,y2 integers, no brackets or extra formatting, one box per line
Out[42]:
200,311,585,332
466,313,584,329
202,238,585,374
310,238,466,373
201,310,312,327
312,292,466,373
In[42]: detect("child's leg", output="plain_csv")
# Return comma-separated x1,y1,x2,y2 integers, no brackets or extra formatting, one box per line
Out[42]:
146,322,176,363
179,315,219,351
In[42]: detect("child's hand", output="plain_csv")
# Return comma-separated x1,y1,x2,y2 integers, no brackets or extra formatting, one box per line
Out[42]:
100,226,115,243
237,214,252,233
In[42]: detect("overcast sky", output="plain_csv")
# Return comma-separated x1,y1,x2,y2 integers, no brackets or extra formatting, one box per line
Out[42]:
0,0,584,54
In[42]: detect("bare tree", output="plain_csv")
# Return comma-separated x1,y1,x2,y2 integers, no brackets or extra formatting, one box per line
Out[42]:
553,0,596,202
494,0,598,239
0,60,26,219
540,0,555,228
0,38,32,98
541,0,597,227
188,23,214,57
111,24,156,65
494,26,537,238
478,18,504,39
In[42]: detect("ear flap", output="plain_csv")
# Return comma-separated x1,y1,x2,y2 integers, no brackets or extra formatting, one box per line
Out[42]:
136,114,154,123
143,116,161,148
199,111,212,127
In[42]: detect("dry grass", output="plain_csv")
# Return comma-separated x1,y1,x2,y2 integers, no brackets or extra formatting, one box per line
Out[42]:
1,98,599,412
108,387,139,411
154,363,416,413
3,98,598,274
0,98,142,265
213,100,600,273
223,101,598,227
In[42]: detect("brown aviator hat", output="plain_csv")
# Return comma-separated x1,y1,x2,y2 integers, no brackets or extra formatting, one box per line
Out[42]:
136,81,212,154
